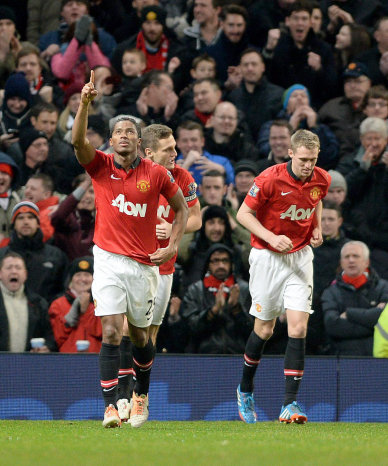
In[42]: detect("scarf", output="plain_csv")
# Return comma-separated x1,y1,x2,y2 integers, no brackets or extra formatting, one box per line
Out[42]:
203,272,235,298
194,108,212,126
136,31,169,73
30,75,43,95
342,270,369,289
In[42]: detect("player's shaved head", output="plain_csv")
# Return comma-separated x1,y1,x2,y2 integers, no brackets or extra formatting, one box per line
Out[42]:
141,124,173,152
110,116,141,138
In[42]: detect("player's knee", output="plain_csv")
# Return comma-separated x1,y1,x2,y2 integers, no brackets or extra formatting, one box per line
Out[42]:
258,328,274,340
102,324,122,345
288,324,307,339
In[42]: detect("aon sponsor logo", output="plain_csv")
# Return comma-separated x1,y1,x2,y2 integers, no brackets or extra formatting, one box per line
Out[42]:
157,204,171,218
112,194,147,217
280,204,315,221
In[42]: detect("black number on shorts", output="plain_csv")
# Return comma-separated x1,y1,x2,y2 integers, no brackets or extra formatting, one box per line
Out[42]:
307,285,312,303
145,298,155,319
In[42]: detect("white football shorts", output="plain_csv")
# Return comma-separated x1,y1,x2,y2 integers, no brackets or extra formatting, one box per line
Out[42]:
152,273,173,326
249,245,314,320
92,245,159,328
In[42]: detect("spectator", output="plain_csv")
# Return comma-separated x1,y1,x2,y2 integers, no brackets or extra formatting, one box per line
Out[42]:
0,251,56,352
183,0,221,55
265,0,337,109
341,117,388,278
257,120,292,173
26,0,61,46
86,114,109,150
231,160,259,209
18,127,67,191
179,77,222,128
318,62,370,159
204,101,259,163
360,85,388,122
246,0,294,49
30,102,82,193
50,173,95,261
50,14,111,92
111,6,189,93
178,204,248,289
39,0,116,63
57,83,84,139
258,84,339,169
197,169,251,246
309,200,349,354
226,48,284,141
23,173,59,243
357,17,388,88
0,72,33,153
0,152,20,246
49,256,102,352
322,241,388,356
181,243,252,353
118,70,179,129
206,4,249,83
337,116,387,175
116,48,146,111
310,1,325,40
0,6,22,87
333,23,371,89
15,43,64,108
0,201,68,302
176,120,234,185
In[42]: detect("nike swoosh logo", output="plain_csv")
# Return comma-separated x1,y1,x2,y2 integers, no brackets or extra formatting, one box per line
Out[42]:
281,191,292,196
102,386,116,392
293,377,303,381
111,174,121,180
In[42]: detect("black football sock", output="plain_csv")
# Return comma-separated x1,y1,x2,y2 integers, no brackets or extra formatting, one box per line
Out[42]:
117,336,135,401
99,343,120,408
132,338,155,396
240,331,267,393
283,337,305,406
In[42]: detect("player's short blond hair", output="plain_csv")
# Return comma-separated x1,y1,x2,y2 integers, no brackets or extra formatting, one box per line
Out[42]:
290,129,320,152
141,124,173,152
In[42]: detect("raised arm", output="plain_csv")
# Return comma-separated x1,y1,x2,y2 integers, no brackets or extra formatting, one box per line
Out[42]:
71,70,98,165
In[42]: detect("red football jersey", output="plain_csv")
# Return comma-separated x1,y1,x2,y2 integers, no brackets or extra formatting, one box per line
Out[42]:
83,150,179,265
244,161,331,253
157,165,198,275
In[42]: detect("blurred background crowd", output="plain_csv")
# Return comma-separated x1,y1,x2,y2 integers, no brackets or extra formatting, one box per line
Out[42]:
1,0,388,358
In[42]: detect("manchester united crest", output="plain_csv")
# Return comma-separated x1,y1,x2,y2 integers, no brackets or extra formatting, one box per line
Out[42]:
137,180,151,192
310,187,321,200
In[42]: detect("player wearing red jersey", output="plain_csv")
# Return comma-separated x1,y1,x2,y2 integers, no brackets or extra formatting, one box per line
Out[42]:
72,72,188,429
236,129,331,425
116,124,202,423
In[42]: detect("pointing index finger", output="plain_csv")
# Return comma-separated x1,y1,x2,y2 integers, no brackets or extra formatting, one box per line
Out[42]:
90,70,94,85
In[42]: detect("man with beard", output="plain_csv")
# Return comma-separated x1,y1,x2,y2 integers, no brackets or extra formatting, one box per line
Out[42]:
71,71,188,428
111,6,189,93
181,243,252,353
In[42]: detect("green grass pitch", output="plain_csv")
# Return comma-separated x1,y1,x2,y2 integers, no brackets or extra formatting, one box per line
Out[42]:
1,421,388,465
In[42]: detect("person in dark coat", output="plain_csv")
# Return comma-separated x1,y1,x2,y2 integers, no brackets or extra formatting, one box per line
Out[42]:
181,243,252,354
0,251,56,352
226,48,284,141
265,1,337,109
309,201,349,354
0,201,68,302
50,173,95,261
322,241,388,356
206,4,250,84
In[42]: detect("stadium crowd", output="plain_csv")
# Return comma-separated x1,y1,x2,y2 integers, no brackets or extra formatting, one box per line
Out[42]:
1,0,388,358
